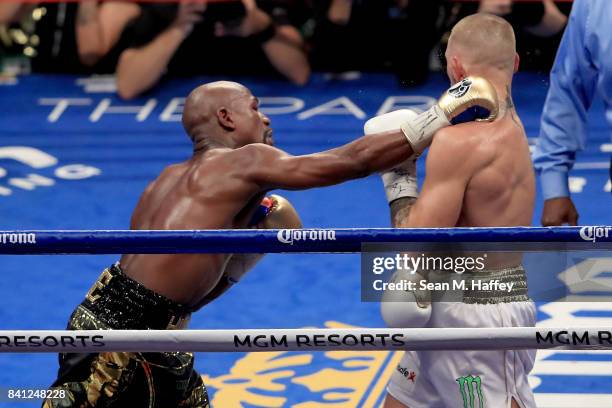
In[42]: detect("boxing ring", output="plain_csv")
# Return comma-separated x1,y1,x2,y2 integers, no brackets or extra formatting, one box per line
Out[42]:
0,71,610,405
0,226,610,356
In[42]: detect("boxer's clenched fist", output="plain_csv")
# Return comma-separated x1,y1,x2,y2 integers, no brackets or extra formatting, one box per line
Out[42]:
436,76,499,125
228,195,301,285
250,194,302,229
399,76,499,154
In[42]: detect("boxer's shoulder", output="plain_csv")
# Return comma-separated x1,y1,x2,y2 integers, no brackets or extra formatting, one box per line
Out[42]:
432,124,484,150
192,144,287,188
235,143,291,166
429,124,496,171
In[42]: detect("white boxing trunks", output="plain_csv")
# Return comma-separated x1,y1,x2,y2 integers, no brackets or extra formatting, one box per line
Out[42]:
386,266,537,408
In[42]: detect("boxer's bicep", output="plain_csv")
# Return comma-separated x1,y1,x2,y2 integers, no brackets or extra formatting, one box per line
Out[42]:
406,134,471,228
407,179,465,228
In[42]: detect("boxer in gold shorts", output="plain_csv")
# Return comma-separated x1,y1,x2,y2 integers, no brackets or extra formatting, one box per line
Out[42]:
44,77,496,406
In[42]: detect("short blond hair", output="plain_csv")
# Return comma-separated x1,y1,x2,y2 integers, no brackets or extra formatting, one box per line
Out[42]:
448,13,516,72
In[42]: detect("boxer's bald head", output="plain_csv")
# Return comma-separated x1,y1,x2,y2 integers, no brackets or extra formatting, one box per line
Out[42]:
446,13,518,84
183,81,272,151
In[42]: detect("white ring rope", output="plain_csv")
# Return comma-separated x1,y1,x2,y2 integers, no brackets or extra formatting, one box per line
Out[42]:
0,327,610,353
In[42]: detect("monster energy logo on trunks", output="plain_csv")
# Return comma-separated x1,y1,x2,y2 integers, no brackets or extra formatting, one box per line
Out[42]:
456,375,484,408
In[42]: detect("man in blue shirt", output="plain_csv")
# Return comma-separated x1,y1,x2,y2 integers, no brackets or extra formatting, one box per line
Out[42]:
534,0,612,226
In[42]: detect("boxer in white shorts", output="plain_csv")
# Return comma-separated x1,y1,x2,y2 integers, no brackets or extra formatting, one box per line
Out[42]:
364,13,537,408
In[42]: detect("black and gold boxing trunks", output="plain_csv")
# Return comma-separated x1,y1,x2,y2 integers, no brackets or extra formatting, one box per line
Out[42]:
43,263,209,408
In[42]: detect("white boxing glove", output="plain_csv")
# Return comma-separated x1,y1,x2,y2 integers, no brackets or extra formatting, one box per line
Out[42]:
364,109,419,204
380,268,431,328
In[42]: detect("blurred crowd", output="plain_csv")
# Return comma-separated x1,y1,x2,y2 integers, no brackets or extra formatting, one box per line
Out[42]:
0,0,571,99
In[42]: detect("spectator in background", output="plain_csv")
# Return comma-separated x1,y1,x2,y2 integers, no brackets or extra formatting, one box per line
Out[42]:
309,0,441,86
479,0,568,70
0,2,34,24
478,0,567,34
75,1,141,68
0,2,84,73
534,0,612,226
116,0,310,100
1,1,139,74
0,2,36,74
440,0,568,71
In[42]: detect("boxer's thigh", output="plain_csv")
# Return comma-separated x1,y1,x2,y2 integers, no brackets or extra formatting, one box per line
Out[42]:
44,351,141,407
499,301,537,408
422,302,536,408
140,352,209,407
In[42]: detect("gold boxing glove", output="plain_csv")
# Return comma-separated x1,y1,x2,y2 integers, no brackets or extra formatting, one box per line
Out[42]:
256,194,302,230
227,195,302,285
399,76,499,155
437,76,499,124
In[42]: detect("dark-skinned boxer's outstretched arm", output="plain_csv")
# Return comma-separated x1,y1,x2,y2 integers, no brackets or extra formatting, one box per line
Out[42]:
242,130,415,190
197,131,413,307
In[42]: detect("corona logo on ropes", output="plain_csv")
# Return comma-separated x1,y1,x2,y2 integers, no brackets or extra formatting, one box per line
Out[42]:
277,229,336,245
202,321,403,407
579,226,612,243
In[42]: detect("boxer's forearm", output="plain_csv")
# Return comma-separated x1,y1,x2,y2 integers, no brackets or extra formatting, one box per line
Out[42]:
198,254,264,307
345,130,415,175
247,132,414,190
116,27,186,100
390,197,417,228
198,279,232,307
296,130,415,186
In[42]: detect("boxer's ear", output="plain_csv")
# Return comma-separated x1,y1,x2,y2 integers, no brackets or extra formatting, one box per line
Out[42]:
514,53,520,74
217,107,236,131
449,56,467,83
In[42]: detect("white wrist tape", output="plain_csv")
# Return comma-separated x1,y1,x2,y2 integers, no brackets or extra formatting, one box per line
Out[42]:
400,105,450,155
381,159,418,203
363,110,422,204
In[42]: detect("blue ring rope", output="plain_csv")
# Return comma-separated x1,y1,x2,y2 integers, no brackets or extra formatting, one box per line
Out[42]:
0,227,610,254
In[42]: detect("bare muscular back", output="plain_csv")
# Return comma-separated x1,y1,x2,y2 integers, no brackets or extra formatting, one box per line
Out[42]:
457,109,535,228
406,106,535,268
120,148,264,309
